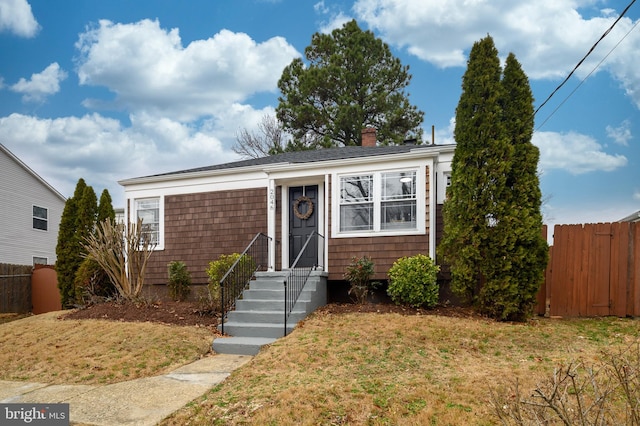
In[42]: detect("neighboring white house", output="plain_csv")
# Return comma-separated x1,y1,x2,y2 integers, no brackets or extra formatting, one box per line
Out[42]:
620,210,640,223
0,144,66,265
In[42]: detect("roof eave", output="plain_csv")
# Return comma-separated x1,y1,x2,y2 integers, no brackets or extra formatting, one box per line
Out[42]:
0,143,67,202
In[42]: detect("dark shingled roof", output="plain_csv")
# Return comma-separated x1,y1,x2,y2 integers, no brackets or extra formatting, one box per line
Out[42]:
142,144,455,179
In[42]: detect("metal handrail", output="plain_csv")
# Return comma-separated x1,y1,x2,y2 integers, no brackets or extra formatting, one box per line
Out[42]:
284,231,324,336
220,232,272,335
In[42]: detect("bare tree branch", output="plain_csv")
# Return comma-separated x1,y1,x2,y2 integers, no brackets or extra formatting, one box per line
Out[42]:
233,114,289,159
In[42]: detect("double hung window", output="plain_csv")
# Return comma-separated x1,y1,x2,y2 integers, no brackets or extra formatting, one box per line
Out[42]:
33,206,48,231
135,198,160,245
338,170,418,234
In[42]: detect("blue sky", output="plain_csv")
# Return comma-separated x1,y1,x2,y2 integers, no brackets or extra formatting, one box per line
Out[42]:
1,0,638,228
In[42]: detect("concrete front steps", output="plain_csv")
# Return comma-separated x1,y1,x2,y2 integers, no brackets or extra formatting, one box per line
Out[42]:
212,270,327,356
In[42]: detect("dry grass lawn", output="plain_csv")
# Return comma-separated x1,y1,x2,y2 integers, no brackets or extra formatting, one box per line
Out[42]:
162,309,640,425
0,311,213,385
2,307,639,424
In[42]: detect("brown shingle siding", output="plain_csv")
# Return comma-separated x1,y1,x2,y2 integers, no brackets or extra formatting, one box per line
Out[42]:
143,188,268,286
326,166,432,281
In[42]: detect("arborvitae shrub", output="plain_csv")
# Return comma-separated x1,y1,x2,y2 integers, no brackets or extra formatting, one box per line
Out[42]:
167,261,191,301
387,254,440,308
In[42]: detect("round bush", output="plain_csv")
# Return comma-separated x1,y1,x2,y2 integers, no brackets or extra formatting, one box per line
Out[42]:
387,254,440,308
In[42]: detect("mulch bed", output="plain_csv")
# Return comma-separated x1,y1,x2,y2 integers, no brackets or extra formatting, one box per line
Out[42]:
63,300,221,327
62,299,480,327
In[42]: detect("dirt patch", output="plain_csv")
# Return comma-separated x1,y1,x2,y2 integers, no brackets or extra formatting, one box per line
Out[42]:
63,300,221,327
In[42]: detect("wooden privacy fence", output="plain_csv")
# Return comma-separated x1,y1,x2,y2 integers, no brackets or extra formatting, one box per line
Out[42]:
538,222,639,317
0,263,61,314
0,263,32,313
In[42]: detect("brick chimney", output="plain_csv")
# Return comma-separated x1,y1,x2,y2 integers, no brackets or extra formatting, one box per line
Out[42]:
361,127,377,147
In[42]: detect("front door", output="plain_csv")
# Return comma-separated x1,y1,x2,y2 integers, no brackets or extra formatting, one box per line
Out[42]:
289,185,318,267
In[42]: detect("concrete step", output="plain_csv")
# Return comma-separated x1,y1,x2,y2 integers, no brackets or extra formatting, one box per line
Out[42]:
220,321,295,338
242,289,284,300
236,298,314,312
225,309,307,324
212,270,328,355
212,336,277,356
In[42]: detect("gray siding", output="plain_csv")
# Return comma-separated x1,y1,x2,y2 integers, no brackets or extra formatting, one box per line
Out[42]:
0,147,65,265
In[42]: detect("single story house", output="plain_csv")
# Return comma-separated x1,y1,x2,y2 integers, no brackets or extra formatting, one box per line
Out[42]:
118,130,455,295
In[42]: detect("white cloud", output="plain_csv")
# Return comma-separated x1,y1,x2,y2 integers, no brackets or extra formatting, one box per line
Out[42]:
353,0,640,107
634,189,640,201
0,0,39,37
10,62,67,102
75,19,300,122
0,113,243,206
533,130,627,174
606,120,632,146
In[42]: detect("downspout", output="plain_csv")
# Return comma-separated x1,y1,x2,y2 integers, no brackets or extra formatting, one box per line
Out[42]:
428,159,436,259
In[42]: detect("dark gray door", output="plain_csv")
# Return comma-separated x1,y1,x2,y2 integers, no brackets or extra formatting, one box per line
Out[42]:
289,185,318,267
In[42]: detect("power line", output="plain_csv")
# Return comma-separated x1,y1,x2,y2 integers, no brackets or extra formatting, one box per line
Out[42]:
536,15,640,131
533,0,637,122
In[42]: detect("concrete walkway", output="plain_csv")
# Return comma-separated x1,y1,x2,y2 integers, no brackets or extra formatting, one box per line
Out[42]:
0,353,252,426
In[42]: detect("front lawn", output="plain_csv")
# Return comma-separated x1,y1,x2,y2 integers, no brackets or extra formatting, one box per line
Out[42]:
163,306,640,425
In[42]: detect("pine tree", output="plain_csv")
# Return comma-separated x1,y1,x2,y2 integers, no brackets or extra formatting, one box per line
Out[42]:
276,19,423,148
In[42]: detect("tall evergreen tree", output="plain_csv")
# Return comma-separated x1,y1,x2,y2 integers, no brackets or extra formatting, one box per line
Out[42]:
76,185,97,242
56,178,87,307
97,189,115,225
496,53,548,320
276,19,423,149
440,36,548,321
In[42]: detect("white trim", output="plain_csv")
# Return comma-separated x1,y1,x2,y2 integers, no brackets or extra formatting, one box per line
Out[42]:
281,181,324,269
428,159,436,259
130,195,165,251
331,165,427,239
267,178,276,271
32,204,49,232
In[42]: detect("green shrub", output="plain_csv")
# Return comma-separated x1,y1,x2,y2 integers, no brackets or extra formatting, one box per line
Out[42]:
387,254,440,308
344,256,375,304
167,261,191,301
205,253,255,310
74,257,116,305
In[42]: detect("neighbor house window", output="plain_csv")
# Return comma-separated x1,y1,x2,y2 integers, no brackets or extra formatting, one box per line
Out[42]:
33,256,48,265
338,170,419,234
135,198,160,245
33,206,48,231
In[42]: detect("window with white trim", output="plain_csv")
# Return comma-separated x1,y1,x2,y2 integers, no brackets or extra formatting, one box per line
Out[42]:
135,198,160,245
33,205,48,231
338,170,419,234
381,171,417,230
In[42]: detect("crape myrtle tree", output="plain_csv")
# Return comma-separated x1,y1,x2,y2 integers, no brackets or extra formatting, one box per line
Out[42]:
276,19,424,149
73,188,118,303
439,36,548,321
